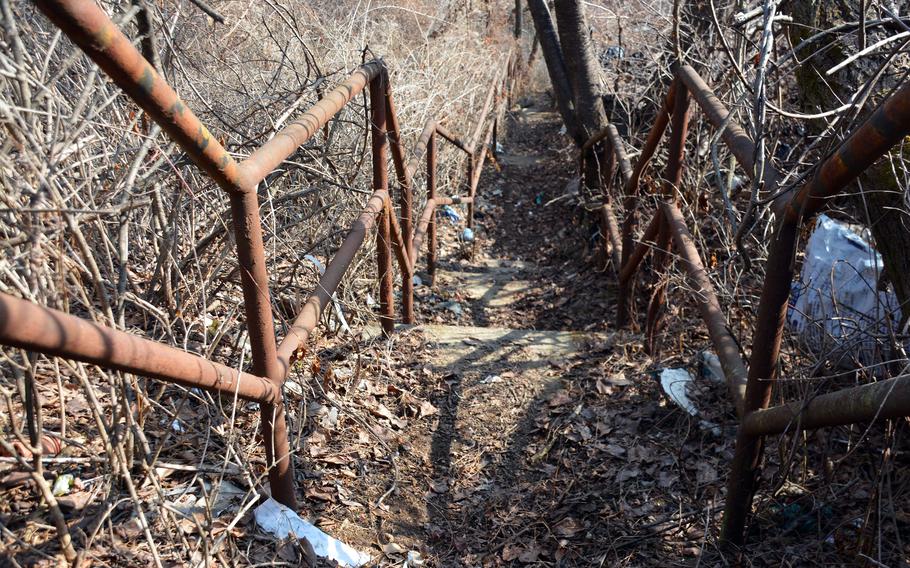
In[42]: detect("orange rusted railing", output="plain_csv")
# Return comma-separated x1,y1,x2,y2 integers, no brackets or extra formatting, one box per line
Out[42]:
1,0,519,511
590,61,910,546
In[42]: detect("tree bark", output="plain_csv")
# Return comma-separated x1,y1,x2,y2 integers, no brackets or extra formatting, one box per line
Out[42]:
552,0,608,142
526,0,582,144
787,0,910,326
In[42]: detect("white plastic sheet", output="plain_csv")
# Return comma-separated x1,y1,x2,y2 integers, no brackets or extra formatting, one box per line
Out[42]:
255,498,372,567
787,214,901,367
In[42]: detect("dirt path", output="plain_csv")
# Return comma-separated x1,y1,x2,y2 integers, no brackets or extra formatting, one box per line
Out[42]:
349,99,738,566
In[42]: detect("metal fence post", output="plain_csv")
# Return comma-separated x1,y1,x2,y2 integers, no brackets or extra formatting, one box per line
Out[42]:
644,76,690,348
228,190,297,509
428,132,439,286
370,76,395,336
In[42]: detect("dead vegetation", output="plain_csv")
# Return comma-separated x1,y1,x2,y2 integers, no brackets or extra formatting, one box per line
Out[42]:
3,0,910,566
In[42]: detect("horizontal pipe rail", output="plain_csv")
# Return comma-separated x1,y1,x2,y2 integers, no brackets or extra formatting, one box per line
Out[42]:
35,0,247,194
242,62,384,188
741,374,910,436
0,293,280,404
406,120,438,180
673,64,783,212
276,190,387,374
660,201,747,415
722,73,910,546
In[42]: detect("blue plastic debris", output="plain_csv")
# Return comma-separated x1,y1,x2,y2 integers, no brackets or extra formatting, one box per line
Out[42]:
441,205,461,223
461,228,475,242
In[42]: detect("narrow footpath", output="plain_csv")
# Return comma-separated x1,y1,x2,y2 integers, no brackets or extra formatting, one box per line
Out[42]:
352,98,738,566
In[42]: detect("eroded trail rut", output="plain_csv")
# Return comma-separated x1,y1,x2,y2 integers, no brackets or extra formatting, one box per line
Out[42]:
356,100,736,566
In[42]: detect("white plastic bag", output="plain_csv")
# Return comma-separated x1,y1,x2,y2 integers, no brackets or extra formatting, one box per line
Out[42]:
787,214,901,367
255,498,371,567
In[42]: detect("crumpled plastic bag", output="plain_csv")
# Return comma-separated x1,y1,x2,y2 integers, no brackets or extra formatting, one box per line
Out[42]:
254,498,371,567
787,214,901,368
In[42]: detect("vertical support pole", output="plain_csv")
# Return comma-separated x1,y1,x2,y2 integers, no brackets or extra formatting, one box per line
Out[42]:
643,76,690,344
617,79,689,330
384,83,414,324
370,75,395,336
228,189,296,509
721,214,800,546
492,118,499,158
427,132,438,286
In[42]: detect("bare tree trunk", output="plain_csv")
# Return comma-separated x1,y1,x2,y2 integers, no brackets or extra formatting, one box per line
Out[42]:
552,0,608,142
526,0,582,144
788,0,910,326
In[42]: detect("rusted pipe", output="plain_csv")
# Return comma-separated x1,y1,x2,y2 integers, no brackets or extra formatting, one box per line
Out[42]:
406,120,438,180
275,191,386,372
618,209,664,285
241,62,384,188
370,76,395,336
620,81,676,267
384,86,415,324
661,201,747,415
411,196,474,257
644,220,673,353
741,374,910,436
384,193,415,277
673,64,782,213
618,82,690,328
607,124,633,185
582,124,633,187
722,78,910,547
0,293,279,404
468,64,506,155
467,114,499,228
34,0,246,194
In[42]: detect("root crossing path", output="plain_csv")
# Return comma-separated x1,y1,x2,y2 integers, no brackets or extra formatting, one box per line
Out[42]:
360,99,737,565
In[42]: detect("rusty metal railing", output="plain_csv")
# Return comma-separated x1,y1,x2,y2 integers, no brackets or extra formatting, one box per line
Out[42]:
2,0,515,511
592,61,910,547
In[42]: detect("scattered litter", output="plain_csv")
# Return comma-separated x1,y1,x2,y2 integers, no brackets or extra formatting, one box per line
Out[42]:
412,275,423,287
659,368,697,416
788,214,900,368
441,205,461,223
1,434,62,459
558,125,567,135
255,497,371,567
320,406,339,429
52,474,74,496
171,480,247,518
171,419,185,434
658,368,720,435
461,228,475,242
366,293,376,307
405,550,425,567
480,374,502,384
697,351,725,384
600,45,625,61
534,193,543,205
494,142,504,153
